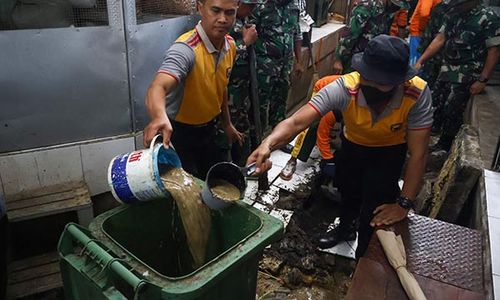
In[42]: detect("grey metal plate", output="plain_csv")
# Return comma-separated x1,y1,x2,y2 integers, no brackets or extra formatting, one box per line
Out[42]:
126,15,199,130
365,214,484,293
0,26,130,152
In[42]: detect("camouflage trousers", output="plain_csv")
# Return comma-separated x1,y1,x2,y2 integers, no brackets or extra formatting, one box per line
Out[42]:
431,80,472,149
214,75,253,167
421,57,442,91
256,64,292,134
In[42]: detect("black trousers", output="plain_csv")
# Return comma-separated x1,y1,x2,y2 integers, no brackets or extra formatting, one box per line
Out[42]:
335,136,407,258
170,119,228,180
0,215,8,300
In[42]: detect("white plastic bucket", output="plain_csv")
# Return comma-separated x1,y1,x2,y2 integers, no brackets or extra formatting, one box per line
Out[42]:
107,135,181,204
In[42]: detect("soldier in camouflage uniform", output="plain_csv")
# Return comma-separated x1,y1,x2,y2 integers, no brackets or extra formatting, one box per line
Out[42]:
215,0,261,166
417,0,450,89
250,0,304,133
416,0,500,151
333,0,408,74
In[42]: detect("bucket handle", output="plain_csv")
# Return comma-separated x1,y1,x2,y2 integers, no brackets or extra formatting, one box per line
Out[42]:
150,134,163,151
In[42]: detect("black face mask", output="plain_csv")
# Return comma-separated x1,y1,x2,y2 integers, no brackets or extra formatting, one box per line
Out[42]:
360,84,396,107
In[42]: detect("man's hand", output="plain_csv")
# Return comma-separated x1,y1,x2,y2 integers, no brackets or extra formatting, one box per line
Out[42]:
414,60,423,70
224,123,245,146
469,81,487,95
243,24,258,46
333,59,343,74
291,62,305,80
370,203,409,227
246,142,273,175
143,114,173,148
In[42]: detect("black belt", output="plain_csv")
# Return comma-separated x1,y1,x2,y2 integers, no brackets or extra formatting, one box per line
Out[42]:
171,118,217,129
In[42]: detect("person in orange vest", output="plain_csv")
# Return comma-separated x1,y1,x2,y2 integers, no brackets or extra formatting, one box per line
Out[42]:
408,0,441,65
279,75,341,181
390,8,408,38
143,0,244,179
248,35,433,257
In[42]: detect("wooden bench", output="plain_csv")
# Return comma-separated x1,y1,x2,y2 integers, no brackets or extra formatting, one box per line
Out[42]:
5,181,93,298
5,181,93,226
7,252,62,299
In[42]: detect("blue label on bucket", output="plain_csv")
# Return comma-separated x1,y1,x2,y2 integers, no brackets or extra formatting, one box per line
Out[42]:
110,154,137,204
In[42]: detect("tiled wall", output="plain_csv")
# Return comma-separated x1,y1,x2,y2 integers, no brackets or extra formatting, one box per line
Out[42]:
0,136,136,197
485,169,500,298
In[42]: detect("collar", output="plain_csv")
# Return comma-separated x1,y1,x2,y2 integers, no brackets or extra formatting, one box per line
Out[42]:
196,22,230,54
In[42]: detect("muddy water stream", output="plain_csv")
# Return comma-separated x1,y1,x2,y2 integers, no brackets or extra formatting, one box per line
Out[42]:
160,167,211,269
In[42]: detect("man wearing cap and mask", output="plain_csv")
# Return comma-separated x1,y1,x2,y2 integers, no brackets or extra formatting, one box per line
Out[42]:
247,35,433,258
415,0,500,152
333,0,409,74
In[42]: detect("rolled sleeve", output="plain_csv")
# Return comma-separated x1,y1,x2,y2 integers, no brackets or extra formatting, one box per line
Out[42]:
308,77,350,116
408,85,433,129
158,42,195,82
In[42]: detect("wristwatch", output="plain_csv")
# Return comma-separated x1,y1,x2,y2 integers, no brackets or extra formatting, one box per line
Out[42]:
397,196,415,209
478,77,489,83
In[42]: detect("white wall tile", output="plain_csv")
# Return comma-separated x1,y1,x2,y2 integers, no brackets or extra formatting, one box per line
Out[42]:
485,170,500,218
493,274,500,299
0,151,43,196
489,216,500,276
80,137,135,196
34,146,83,187
134,132,144,150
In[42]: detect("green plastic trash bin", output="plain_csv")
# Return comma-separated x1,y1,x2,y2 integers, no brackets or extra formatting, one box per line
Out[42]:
58,198,284,300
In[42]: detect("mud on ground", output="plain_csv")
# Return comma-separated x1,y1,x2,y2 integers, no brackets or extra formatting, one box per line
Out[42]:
256,181,355,300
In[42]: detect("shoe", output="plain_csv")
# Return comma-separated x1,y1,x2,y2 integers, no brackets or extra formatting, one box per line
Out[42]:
317,225,357,249
279,158,297,181
280,143,294,154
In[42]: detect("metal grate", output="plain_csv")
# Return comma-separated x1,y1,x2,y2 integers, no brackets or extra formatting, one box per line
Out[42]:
136,0,196,24
0,0,109,31
366,213,484,293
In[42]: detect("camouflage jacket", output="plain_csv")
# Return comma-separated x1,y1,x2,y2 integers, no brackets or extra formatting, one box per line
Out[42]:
231,17,250,69
335,0,394,62
418,2,450,53
249,0,301,64
438,5,500,83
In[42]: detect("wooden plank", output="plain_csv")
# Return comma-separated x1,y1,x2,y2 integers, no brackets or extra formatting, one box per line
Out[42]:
5,181,86,202
7,187,88,210
9,272,62,299
9,252,60,272
10,261,60,283
8,193,92,222
8,252,63,299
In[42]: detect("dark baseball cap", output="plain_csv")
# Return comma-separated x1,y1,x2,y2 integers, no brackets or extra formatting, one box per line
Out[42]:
351,34,418,86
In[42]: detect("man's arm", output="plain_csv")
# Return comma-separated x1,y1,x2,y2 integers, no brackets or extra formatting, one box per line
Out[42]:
370,128,430,227
470,46,500,95
316,111,336,160
247,104,320,173
415,32,445,69
333,6,371,73
292,10,304,78
221,89,244,145
144,73,178,148
401,128,431,199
